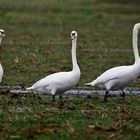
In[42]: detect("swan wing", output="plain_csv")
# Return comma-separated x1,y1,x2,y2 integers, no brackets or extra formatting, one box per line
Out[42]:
31,71,79,91
93,65,134,85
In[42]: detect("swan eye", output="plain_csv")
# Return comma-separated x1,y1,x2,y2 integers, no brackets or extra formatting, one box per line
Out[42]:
0,31,4,34
72,33,75,36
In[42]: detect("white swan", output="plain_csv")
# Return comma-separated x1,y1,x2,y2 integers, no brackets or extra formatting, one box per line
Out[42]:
27,31,80,101
85,23,140,101
0,29,5,83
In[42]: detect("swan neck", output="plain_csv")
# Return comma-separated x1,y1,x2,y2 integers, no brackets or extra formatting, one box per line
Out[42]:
133,28,139,63
72,38,79,72
0,38,2,45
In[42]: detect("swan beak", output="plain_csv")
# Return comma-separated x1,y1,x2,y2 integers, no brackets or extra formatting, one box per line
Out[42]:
0,33,5,37
71,36,76,40
2,33,5,37
71,36,74,40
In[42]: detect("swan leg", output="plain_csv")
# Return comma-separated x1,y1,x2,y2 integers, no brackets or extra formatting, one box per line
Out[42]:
119,91,125,112
104,90,109,102
120,91,126,102
51,89,56,102
59,95,62,100
52,95,55,102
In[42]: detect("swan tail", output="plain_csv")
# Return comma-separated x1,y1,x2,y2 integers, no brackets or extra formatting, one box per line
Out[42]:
26,86,33,90
85,80,96,87
85,82,93,87
85,82,93,86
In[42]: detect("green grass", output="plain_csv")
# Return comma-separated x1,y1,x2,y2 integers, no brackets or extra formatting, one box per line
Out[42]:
1,0,140,86
0,0,140,139
0,94,140,140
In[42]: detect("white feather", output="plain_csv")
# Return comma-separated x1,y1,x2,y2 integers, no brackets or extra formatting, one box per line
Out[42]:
27,31,80,95
0,29,5,83
85,23,140,91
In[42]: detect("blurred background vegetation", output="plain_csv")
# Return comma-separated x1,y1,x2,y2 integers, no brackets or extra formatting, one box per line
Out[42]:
0,0,140,87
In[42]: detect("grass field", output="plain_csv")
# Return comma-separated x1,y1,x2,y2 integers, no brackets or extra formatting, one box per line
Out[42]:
1,93,140,140
0,0,140,139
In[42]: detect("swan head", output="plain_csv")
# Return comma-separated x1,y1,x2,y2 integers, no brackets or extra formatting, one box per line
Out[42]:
0,29,5,38
71,31,78,40
0,29,5,45
133,23,140,32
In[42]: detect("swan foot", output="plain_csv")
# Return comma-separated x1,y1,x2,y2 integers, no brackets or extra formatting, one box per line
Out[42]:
104,90,109,102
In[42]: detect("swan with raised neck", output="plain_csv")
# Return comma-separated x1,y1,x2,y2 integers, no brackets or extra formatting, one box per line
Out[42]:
85,23,140,102
27,31,80,101
0,29,5,83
